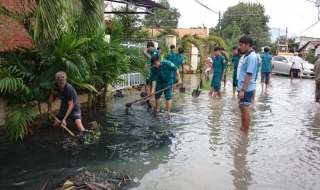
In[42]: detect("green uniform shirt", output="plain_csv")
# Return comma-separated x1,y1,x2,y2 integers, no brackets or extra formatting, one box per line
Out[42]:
150,60,177,85
145,48,162,65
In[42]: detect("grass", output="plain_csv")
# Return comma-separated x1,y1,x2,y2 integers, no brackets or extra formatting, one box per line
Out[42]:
201,70,233,90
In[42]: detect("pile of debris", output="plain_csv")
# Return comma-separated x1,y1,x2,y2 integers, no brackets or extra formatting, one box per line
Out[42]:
42,168,132,190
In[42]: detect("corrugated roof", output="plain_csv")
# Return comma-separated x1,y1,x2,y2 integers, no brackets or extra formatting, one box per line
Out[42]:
150,28,209,38
105,0,167,9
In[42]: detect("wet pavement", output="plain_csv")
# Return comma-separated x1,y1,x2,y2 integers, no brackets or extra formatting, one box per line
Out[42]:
0,74,320,190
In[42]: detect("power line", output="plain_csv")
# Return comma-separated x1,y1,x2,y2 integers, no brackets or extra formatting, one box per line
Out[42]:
299,20,320,35
194,0,218,14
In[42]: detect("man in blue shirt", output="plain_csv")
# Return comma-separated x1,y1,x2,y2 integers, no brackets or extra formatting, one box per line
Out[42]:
238,35,258,135
149,55,182,115
210,46,227,100
142,41,162,94
168,47,184,93
260,47,272,90
167,44,176,60
232,45,241,96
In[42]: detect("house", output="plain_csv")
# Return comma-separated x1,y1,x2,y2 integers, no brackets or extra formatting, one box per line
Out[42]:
293,21,320,53
293,36,320,53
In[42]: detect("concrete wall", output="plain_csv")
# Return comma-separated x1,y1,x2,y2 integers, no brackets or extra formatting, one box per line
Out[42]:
0,94,89,126
190,44,199,72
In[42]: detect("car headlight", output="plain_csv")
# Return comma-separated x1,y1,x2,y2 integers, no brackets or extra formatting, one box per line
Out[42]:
303,68,310,71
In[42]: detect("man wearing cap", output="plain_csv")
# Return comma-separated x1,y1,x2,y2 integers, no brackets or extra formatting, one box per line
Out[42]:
48,71,85,132
232,45,240,96
149,55,182,114
210,47,227,100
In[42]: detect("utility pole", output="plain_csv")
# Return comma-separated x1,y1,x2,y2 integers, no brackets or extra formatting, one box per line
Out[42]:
285,27,288,47
218,11,221,37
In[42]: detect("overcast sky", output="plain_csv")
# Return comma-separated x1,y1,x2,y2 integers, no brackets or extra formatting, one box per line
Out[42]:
168,0,320,39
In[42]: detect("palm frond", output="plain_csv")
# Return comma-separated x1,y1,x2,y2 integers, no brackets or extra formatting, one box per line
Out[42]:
4,103,37,140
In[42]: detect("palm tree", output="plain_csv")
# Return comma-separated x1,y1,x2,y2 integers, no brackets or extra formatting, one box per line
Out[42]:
0,1,147,140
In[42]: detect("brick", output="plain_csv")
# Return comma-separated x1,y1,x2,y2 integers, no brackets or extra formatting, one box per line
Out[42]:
0,0,35,51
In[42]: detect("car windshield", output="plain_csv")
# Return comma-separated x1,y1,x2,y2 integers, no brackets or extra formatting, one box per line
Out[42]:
284,56,294,62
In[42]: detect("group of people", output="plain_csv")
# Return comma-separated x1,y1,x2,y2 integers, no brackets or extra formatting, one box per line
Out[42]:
47,36,320,137
142,42,184,115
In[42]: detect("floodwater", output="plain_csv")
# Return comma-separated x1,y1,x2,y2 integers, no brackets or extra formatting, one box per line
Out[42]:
0,74,320,190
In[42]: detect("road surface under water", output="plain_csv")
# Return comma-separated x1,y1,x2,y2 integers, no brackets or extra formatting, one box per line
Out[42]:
0,74,320,190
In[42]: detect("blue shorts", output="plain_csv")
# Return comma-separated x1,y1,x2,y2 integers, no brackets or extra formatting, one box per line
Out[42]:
211,75,222,92
238,91,254,106
57,109,82,121
155,84,172,100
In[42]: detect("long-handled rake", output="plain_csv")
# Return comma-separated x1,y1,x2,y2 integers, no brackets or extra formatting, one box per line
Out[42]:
125,83,178,109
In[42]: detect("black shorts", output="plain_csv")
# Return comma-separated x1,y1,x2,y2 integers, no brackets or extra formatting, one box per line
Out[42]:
291,68,300,73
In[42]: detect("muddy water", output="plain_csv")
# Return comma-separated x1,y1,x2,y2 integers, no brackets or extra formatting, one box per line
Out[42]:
0,74,320,190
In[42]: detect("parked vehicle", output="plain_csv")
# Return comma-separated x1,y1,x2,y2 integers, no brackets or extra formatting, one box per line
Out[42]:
272,56,314,78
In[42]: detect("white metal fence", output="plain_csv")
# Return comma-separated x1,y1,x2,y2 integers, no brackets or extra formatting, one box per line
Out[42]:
111,72,145,91
110,42,148,91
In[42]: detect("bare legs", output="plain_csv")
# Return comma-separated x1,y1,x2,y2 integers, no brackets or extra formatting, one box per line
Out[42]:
291,71,303,82
239,104,251,135
52,118,85,132
155,99,172,115
233,86,237,96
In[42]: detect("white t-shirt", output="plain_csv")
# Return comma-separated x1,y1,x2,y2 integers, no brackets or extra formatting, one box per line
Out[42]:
292,56,304,69
237,55,245,80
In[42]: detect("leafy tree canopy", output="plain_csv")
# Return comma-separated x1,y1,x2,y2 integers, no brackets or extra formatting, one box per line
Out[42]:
143,0,181,29
220,2,271,49
113,6,143,41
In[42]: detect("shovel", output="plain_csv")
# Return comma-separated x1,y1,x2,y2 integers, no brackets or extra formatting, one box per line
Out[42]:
48,113,75,137
125,83,178,109
179,66,186,93
192,85,201,98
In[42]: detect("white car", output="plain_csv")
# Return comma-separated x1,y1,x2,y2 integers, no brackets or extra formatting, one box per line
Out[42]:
272,56,314,78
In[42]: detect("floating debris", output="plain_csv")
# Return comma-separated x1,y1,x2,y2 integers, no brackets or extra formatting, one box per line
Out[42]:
43,168,132,190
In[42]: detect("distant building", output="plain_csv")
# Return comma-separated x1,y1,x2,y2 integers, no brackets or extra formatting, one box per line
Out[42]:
293,36,320,53
149,28,210,73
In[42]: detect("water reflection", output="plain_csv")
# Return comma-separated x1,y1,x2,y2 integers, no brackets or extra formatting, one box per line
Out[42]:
230,136,252,190
1,75,320,189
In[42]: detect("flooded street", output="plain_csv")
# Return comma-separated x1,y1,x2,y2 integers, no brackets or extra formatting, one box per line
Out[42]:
1,74,320,190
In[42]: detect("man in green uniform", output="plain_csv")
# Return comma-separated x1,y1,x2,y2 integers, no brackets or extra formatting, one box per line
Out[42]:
168,47,184,93
220,47,229,88
150,55,182,114
232,45,241,96
210,47,227,100
142,41,162,94
167,44,176,60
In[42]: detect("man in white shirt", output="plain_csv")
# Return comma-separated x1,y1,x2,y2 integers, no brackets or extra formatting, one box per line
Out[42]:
237,54,245,80
291,52,304,82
